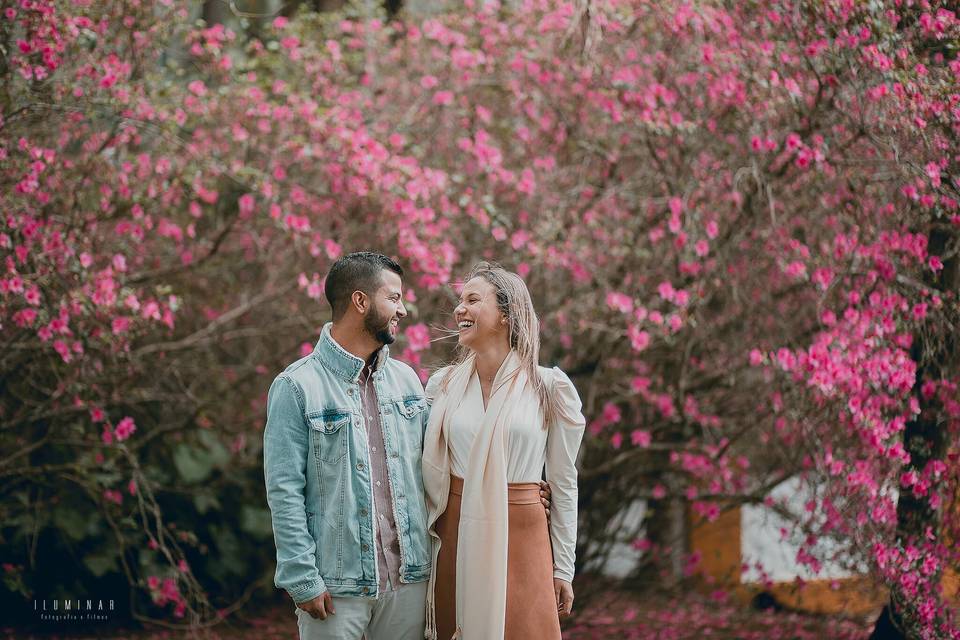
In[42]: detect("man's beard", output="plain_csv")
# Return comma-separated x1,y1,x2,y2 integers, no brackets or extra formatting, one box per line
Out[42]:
364,307,396,345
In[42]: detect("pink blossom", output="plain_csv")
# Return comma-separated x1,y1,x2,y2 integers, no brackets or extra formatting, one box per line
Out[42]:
605,292,633,313
53,340,72,362
610,432,623,449
510,230,529,250
24,286,41,305
657,281,675,301
404,323,431,352
784,260,807,278
112,316,130,334
627,326,651,352
114,416,136,441
631,430,652,447
925,162,941,187
601,402,622,424
13,308,37,327
776,348,795,371
432,91,454,106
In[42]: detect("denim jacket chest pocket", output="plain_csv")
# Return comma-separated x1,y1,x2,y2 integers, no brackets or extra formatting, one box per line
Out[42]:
396,397,426,419
307,410,351,464
392,397,427,452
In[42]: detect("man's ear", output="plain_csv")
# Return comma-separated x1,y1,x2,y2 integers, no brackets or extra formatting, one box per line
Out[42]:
351,290,368,314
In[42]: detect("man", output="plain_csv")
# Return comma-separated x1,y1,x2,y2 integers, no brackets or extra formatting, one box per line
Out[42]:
263,252,551,640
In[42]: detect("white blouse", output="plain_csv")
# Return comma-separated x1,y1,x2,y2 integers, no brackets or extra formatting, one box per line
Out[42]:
425,364,586,582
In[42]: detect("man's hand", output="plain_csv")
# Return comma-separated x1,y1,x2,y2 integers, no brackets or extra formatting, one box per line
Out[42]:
539,480,552,523
298,591,336,620
554,578,574,618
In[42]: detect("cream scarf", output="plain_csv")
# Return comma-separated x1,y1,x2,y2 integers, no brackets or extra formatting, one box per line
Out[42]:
422,351,526,640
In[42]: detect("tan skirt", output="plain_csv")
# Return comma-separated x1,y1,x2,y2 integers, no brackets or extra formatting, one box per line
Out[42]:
434,474,561,640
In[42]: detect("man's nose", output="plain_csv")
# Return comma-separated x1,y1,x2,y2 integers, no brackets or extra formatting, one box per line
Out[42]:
397,301,407,317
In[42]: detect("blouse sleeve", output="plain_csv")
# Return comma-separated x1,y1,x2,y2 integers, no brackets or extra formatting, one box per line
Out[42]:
544,366,586,583
421,366,451,438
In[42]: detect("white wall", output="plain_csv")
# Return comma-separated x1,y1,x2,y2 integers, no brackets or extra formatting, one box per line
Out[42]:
741,476,870,583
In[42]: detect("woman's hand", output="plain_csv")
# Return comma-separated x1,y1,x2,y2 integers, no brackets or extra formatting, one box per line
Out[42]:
554,578,574,618
539,480,552,523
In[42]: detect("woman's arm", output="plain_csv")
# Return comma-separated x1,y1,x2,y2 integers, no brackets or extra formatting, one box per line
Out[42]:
543,367,587,586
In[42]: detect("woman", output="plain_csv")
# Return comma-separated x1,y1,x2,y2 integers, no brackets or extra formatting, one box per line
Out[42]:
421,262,586,640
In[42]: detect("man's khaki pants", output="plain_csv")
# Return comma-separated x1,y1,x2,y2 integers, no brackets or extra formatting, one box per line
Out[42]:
295,582,427,640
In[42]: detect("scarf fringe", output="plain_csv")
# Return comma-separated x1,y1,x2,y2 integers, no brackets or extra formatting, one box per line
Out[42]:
424,536,442,640
424,593,461,640
424,579,437,640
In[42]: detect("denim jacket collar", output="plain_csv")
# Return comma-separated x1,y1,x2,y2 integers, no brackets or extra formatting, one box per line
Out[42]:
314,322,389,383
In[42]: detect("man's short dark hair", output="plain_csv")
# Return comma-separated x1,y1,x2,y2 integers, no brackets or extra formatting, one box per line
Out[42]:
324,252,403,320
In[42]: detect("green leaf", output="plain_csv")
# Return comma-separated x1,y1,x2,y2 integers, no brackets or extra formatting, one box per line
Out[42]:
173,444,213,484
198,430,230,468
239,506,273,540
193,493,220,514
173,431,230,484
83,551,118,577
53,508,89,541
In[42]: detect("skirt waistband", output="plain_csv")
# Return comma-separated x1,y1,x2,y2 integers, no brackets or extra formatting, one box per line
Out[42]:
448,474,542,505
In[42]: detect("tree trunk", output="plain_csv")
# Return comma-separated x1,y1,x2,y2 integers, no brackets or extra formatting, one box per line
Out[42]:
640,472,689,588
869,225,958,640
201,0,232,25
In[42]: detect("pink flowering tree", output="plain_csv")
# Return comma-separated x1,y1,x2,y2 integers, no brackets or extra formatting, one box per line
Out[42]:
2,0,958,637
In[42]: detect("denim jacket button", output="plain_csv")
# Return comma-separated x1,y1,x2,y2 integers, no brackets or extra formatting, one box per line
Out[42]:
361,587,370,594
362,543,369,551
356,462,364,471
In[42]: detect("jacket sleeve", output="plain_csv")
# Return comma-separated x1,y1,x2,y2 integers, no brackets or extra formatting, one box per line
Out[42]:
544,367,586,583
263,374,327,603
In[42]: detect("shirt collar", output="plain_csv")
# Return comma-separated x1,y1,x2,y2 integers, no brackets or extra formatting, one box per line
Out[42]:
314,322,389,383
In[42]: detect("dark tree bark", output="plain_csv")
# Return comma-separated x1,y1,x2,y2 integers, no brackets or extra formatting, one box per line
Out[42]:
201,0,232,25
870,224,959,640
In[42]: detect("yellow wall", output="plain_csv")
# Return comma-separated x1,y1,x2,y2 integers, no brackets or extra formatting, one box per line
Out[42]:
688,503,886,615
687,486,960,617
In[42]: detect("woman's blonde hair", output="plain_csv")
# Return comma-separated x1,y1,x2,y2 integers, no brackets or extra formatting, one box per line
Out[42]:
444,261,555,429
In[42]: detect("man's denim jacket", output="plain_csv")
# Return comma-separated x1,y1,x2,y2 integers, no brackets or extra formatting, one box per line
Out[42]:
263,323,431,603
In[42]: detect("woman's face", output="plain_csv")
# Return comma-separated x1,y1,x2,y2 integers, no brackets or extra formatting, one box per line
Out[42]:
454,276,508,351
